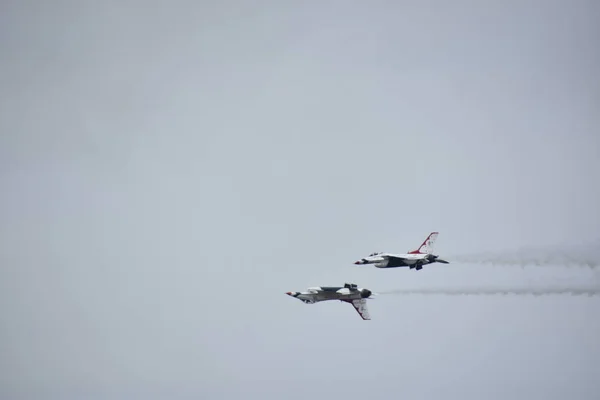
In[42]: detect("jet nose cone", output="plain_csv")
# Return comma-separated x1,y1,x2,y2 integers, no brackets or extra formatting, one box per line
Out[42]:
286,292,292,295
354,260,361,265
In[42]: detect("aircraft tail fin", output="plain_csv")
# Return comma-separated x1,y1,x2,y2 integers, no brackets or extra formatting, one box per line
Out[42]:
409,232,439,254
348,298,371,320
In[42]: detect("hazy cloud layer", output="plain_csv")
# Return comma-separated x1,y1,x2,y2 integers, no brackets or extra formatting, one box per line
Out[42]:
1,1,599,399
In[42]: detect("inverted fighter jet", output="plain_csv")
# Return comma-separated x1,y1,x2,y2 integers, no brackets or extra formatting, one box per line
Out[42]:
354,231,450,271
286,283,374,320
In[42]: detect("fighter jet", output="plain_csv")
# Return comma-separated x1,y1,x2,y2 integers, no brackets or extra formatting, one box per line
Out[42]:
354,231,449,271
286,283,374,320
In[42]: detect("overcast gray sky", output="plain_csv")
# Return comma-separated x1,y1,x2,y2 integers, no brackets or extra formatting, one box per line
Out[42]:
1,1,599,399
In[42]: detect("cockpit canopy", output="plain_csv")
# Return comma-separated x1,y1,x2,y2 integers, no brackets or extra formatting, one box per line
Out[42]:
368,252,382,257
344,283,358,290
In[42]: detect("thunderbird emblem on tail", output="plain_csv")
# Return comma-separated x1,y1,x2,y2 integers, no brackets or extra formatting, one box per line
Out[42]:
354,231,450,271
286,283,374,320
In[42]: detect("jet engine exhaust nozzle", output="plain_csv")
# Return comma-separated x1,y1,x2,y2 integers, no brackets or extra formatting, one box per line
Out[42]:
426,254,450,264
361,289,372,298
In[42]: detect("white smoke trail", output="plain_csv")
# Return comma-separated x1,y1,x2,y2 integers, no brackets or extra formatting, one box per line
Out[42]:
379,285,600,297
450,244,600,268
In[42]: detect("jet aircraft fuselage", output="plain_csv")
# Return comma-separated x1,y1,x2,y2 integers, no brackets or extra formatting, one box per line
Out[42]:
354,232,449,270
286,283,373,320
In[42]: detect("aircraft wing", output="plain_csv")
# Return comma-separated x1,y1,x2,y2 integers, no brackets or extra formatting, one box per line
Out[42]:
348,298,371,320
386,255,409,262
